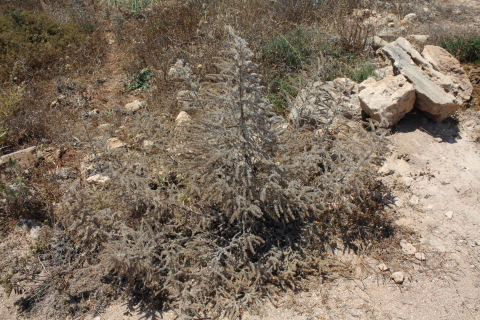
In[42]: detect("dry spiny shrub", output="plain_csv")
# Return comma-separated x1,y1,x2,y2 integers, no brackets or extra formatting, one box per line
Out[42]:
6,27,394,319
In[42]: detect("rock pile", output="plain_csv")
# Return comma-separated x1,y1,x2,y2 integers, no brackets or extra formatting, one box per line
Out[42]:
289,37,472,128
359,37,473,125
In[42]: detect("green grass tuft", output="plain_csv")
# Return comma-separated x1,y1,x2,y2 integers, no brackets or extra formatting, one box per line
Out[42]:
262,28,311,70
438,36,480,64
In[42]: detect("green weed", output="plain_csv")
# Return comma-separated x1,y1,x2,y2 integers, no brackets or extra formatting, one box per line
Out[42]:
124,67,155,92
438,36,480,64
99,0,160,18
0,86,24,145
349,64,376,82
268,77,298,116
262,28,311,70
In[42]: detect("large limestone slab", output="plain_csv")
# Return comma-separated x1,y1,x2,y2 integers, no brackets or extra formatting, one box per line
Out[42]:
422,45,473,104
359,75,416,126
382,37,467,122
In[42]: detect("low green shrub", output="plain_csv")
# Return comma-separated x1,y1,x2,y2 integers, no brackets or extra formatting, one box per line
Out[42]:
319,46,376,82
349,64,376,82
438,36,480,64
268,77,298,116
262,28,311,70
0,86,24,146
0,7,98,82
99,0,160,18
124,67,155,91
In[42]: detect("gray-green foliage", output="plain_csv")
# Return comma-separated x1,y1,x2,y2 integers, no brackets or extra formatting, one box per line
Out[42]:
350,64,376,82
16,28,392,320
438,36,480,64
175,27,296,224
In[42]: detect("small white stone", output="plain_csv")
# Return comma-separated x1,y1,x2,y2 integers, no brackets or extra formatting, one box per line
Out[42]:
475,239,480,246
29,226,42,240
409,195,419,206
445,211,453,219
98,123,113,131
400,240,417,255
386,14,396,22
388,22,395,28
106,138,126,150
378,263,389,272
403,13,417,22
124,100,145,112
391,271,405,284
414,252,426,261
86,174,111,184
394,197,404,208
143,140,154,147
175,111,192,126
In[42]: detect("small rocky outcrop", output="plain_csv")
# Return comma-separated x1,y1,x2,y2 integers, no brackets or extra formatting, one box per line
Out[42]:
381,37,472,122
359,75,416,126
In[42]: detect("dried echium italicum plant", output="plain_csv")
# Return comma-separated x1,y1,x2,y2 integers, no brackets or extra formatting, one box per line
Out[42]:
173,26,298,225
17,27,393,320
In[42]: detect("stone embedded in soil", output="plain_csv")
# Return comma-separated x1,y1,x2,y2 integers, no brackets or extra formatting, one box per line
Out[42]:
86,174,111,184
400,240,417,255
168,59,193,81
378,263,390,271
391,271,405,284
98,123,113,131
475,239,480,246
143,140,154,147
445,211,453,219
415,252,426,261
403,13,417,23
124,100,145,112
409,195,420,205
175,111,192,127
29,226,42,240
106,138,126,150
